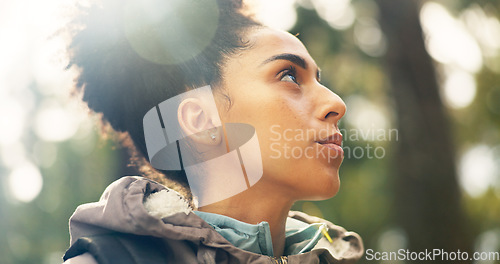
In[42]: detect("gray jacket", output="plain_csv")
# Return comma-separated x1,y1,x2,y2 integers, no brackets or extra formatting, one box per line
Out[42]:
64,176,363,263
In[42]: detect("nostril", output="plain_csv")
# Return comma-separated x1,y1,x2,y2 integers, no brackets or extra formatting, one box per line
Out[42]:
325,111,339,119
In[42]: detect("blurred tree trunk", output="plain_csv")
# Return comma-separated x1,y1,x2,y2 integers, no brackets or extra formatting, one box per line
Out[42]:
374,0,473,261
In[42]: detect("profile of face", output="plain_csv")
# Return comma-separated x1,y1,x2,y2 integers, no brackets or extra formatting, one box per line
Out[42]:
178,27,346,203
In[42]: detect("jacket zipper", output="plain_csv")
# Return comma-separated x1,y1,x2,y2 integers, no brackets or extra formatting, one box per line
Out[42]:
271,256,288,264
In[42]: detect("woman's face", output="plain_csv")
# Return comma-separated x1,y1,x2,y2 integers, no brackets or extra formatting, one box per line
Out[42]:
216,27,346,201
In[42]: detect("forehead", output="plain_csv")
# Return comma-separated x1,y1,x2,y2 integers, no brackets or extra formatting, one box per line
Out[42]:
239,27,316,67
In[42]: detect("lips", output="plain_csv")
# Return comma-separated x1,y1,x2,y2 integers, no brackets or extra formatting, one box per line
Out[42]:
316,133,344,156
316,133,343,147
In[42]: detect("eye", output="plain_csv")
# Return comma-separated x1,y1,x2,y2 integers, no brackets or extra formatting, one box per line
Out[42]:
279,66,299,84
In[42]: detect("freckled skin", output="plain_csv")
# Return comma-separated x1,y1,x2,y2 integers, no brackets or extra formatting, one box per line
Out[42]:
200,27,347,257
216,28,347,201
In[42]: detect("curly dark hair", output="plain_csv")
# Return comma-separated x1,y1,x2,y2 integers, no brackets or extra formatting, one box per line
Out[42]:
66,0,261,197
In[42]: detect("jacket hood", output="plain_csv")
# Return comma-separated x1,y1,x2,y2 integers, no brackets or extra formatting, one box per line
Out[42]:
68,176,363,263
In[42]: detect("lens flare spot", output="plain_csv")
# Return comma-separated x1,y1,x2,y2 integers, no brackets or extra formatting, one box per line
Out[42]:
123,0,219,65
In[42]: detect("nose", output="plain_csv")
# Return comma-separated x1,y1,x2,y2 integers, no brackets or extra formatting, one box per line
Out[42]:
315,86,346,125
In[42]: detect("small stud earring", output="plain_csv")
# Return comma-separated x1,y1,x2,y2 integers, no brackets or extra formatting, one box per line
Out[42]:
210,133,216,140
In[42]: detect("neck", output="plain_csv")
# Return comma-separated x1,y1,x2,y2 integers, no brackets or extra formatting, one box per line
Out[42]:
198,180,294,257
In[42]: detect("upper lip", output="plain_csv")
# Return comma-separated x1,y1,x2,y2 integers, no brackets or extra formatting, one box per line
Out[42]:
316,132,343,147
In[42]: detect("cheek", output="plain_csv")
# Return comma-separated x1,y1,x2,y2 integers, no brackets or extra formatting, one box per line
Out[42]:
221,89,313,164
217,84,340,198
258,122,341,197
221,85,303,132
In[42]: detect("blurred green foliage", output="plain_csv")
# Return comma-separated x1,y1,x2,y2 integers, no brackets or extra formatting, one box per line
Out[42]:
1,0,500,263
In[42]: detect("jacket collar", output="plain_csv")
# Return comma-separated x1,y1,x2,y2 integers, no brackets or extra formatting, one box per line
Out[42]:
68,176,364,263
193,211,333,257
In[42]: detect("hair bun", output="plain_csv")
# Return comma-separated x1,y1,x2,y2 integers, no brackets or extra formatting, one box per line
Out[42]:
123,0,220,65
67,0,259,169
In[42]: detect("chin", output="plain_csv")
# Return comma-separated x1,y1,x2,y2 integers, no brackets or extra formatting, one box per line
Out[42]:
306,172,340,201
326,182,340,198
321,178,340,199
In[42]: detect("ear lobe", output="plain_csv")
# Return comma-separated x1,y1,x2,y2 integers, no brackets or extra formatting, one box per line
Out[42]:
178,98,220,145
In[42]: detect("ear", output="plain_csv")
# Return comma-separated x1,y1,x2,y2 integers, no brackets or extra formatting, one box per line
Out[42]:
177,98,221,145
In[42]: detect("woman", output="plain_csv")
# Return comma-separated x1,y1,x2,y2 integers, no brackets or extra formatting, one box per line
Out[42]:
63,0,363,263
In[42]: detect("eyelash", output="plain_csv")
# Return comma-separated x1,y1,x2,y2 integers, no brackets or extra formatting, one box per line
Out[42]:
278,66,299,85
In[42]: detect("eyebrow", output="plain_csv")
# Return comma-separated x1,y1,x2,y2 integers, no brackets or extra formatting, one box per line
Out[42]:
261,53,308,69
261,53,322,81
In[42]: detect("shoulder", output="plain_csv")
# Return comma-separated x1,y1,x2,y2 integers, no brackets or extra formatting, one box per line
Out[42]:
63,253,98,264
63,233,175,264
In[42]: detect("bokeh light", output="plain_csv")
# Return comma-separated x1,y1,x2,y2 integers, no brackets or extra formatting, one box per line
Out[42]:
253,0,298,31
475,228,500,262
377,228,408,259
0,98,25,146
459,144,498,197
344,95,390,139
0,0,499,262
462,5,500,56
32,140,58,168
7,162,44,203
312,0,355,30
442,69,477,109
354,18,386,57
0,142,26,169
34,103,81,142
461,4,500,73
420,1,483,73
